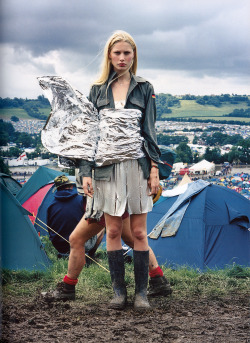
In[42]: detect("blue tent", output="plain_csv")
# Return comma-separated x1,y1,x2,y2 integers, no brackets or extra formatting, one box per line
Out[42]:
16,166,68,204
33,180,76,236
147,182,250,270
0,183,50,271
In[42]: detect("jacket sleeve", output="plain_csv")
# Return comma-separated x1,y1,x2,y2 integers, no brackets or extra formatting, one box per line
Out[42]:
88,85,99,108
78,159,94,177
141,82,161,163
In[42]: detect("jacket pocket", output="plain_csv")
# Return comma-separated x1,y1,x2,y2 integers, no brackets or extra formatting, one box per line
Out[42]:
128,96,145,110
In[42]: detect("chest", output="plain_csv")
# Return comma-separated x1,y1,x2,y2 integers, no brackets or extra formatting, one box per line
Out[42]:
111,81,130,102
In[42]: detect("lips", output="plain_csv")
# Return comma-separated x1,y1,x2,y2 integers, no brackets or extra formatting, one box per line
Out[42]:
118,63,126,67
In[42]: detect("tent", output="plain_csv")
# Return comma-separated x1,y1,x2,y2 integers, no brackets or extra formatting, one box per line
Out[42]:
189,159,215,175
172,162,187,174
16,166,68,204
22,183,54,225
0,173,22,196
147,180,250,270
22,176,76,236
0,183,50,271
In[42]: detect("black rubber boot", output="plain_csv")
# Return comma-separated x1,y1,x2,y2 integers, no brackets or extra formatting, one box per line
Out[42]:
41,282,75,302
133,250,151,311
107,250,127,310
148,275,173,297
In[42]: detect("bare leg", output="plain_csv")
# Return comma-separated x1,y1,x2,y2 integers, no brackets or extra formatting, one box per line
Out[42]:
130,213,148,251
67,216,104,279
87,229,105,256
104,213,123,251
121,216,159,272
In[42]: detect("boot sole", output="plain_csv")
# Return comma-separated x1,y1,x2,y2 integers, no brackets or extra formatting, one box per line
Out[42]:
108,300,127,310
41,292,75,302
147,290,172,297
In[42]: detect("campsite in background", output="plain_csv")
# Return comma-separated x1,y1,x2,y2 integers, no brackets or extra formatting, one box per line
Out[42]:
1,165,249,342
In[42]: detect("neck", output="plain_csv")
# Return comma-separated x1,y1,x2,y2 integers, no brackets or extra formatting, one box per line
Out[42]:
116,72,131,85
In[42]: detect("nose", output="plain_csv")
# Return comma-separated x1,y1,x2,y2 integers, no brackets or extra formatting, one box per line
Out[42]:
120,54,125,61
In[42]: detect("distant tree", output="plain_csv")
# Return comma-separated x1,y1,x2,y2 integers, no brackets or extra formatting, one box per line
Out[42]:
237,138,250,164
16,132,33,148
206,132,227,146
193,152,200,163
0,120,15,145
7,147,22,157
0,157,10,174
0,132,9,146
227,147,241,164
157,134,188,146
11,115,19,122
175,142,193,163
37,95,50,106
192,136,199,144
0,120,15,137
203,147,222,163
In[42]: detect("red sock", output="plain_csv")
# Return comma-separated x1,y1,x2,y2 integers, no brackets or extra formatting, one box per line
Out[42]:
149,266,164,278
63,275,78,286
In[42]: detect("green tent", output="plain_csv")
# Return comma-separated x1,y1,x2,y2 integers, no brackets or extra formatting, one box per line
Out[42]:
0,172,22,196
0,183,50,270
16,166,67,204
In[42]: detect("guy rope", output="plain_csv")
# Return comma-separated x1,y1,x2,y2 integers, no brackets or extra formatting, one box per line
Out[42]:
32,213,109,273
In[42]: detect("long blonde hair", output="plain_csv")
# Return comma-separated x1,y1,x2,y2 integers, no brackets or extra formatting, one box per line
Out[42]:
93,30,138,85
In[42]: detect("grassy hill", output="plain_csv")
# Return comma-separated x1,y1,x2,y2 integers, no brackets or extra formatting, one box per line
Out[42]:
163,100,250,123
0,97,249,123
0,107,51,120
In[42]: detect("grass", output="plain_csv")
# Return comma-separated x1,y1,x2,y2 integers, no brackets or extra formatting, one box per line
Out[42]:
0,108,32,120
1,100,249,123
0,107,51,120
2,238,249,303
164,100,250,123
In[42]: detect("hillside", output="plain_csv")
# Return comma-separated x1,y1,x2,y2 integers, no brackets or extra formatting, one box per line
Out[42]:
0,95,250,123
166,100,250,123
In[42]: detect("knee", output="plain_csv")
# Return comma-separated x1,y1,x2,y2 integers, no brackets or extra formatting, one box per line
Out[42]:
132,226,146,242
69,231,84,249
106,225,121,241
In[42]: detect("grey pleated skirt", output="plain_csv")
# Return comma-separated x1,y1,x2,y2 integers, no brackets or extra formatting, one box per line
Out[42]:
92,159,153,217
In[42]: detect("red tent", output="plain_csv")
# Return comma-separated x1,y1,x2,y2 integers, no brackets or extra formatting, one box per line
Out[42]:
22,183,54,225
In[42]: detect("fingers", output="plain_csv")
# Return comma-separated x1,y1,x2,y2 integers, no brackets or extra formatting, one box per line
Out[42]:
83,177,94,198
148,179,160,195
149,186,159,195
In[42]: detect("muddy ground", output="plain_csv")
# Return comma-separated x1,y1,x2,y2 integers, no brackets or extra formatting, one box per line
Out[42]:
1,292,249,343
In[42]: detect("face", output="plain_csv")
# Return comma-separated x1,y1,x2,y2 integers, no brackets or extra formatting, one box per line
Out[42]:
109,41,134,74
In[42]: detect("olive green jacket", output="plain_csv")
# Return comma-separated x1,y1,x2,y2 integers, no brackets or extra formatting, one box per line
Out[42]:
79,70,161,180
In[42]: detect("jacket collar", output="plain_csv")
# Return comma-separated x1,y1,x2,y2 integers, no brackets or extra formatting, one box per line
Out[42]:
106,69,146,86
99,70,147,106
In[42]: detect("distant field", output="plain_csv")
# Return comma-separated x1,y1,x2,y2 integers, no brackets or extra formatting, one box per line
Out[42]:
0,107,51,120
163,100,250,123
0,108,32,120
1,100,249,123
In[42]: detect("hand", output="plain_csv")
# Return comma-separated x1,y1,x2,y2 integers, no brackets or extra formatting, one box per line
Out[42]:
83,177,94,198
148,167,160,195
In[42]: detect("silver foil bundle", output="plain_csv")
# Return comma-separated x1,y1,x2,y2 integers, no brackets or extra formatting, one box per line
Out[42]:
38,76,99,161
95,108,145,167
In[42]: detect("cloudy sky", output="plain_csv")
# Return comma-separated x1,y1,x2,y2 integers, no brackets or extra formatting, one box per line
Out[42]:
1,0,250,98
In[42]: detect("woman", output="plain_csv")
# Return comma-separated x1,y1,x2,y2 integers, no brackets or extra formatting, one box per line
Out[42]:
79,30,161,311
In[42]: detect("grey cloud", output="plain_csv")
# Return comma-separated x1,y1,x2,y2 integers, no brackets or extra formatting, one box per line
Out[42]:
1,0,250,96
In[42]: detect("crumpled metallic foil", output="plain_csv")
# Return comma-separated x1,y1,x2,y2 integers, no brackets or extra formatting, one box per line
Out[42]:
95,108,145,166
37,76,99,161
